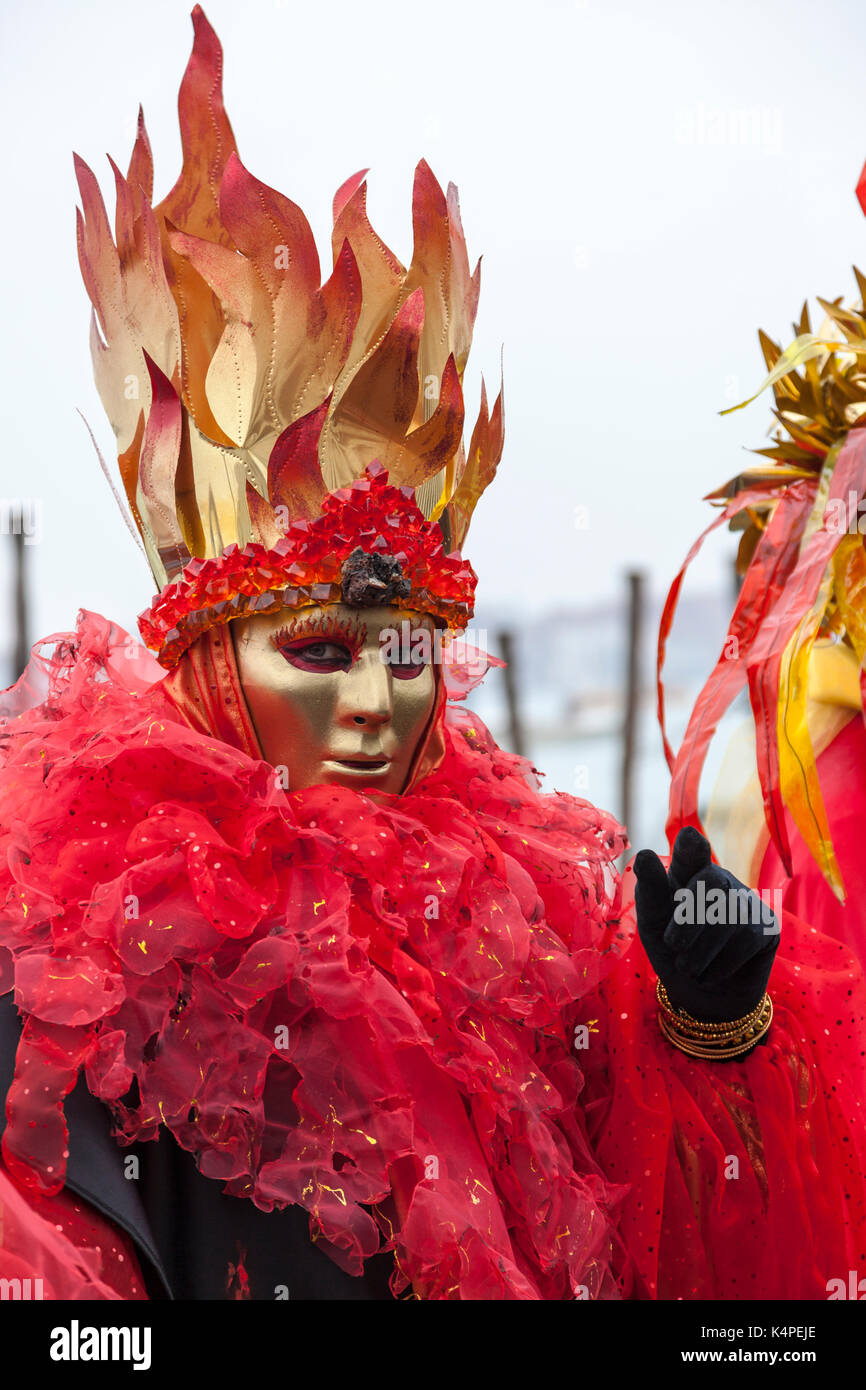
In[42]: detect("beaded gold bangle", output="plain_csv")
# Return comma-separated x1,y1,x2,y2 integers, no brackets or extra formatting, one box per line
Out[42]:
656,979,773,1060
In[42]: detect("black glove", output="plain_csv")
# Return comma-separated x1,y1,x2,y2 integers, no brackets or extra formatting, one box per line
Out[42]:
633,826,779,1024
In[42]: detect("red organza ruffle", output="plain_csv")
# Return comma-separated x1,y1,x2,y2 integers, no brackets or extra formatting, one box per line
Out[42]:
581,876,866,1298
2,611,865,1300
0,611,629,1300
0,1158,147,1299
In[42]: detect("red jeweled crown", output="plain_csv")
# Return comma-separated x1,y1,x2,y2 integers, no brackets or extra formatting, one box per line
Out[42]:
75,7,503,667
139,463,477,668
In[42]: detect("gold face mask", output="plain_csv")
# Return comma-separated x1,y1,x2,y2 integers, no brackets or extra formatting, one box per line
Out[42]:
231,604,437,794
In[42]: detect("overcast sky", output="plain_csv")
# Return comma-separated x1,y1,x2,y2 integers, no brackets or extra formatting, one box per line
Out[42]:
1,0,865,653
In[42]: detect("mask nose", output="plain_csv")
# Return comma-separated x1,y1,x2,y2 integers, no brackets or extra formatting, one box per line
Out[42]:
339,649,391,728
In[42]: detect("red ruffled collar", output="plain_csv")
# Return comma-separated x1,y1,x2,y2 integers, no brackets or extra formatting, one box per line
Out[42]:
0,612,630,1299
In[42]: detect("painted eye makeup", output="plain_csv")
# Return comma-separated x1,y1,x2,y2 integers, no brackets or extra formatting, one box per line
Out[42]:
378,622,434,680
385,652,428,680
271,615,365,673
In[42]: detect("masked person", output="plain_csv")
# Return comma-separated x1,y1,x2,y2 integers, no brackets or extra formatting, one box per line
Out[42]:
0,7,864,1302
659,160,866,970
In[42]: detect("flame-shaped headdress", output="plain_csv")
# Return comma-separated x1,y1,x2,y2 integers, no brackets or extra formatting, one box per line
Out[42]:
659,166,866,899
76,6,503,667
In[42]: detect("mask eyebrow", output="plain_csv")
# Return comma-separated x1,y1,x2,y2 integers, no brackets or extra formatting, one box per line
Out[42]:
270,611,367,655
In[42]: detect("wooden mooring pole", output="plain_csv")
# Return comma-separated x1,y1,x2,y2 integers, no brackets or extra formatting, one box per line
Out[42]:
498,629,526,759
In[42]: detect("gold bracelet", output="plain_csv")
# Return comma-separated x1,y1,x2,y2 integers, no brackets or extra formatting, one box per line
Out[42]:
656,980,768,1034
656,979,773,1060
656,981,772,1036
657,1003,773,1059
657,991,773,1057
656,980,770,1035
